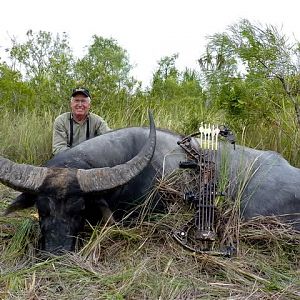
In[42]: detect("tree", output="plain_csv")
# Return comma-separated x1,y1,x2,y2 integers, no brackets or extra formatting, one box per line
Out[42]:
74,36,138,103
8,30,75,106
0,61,33,111
150,54,203,101
181,68,203,98
150,54,180,100
200,19,300,127
198,34,239,108
231,20,300,126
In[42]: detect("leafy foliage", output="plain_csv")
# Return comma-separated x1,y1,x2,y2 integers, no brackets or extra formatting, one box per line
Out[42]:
151,54,204,101
9,30,75,108
0,62,33,111
74,35,139,104
200,19,300,130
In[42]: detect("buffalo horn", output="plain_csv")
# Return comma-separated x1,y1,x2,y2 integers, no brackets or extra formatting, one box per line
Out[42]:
0,157,48,192
77,110,156,193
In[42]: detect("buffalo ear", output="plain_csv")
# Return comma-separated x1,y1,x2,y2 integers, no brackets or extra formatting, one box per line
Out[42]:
4,193,36,215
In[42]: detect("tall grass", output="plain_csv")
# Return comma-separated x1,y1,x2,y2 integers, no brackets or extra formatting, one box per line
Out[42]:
93,96,223,132
2,95,299,166
227,103,300,166
1,96,223,164
0,109,54,165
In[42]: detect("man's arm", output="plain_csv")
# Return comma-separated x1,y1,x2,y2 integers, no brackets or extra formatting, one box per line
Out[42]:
52,116,70,155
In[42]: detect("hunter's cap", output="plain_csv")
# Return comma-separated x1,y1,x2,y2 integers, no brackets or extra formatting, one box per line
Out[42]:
71,88,91,98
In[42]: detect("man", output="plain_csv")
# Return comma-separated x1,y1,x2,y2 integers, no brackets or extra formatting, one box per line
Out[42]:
52,88,110,155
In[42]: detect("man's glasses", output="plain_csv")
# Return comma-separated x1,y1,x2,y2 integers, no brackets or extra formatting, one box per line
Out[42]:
72,99,89,104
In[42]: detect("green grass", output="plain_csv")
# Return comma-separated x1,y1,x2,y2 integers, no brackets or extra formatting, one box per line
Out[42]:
0,109,53,164
2,95,300,166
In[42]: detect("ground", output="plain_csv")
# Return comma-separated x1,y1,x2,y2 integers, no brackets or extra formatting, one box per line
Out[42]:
0,184,299,299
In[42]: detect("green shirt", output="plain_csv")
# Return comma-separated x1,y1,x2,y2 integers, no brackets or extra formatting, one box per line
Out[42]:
52,112,110,155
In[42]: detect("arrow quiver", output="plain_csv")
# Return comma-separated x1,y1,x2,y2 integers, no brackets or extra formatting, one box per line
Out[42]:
173,124,235,257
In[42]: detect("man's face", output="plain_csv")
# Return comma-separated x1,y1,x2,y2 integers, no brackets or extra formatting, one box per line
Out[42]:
70,93,91,119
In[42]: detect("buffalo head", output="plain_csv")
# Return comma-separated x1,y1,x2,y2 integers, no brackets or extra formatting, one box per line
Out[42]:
0,111,156,253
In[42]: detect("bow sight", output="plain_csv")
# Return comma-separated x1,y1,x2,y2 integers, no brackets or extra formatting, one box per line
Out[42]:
173,123,236,257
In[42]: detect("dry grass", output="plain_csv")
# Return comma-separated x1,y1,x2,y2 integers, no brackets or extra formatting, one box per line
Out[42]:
0,178,299,300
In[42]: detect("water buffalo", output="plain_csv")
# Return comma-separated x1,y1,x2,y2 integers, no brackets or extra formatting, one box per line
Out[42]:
0,112,299,253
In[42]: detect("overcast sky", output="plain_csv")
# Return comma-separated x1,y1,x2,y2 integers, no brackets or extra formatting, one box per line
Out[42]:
0,0,299,87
